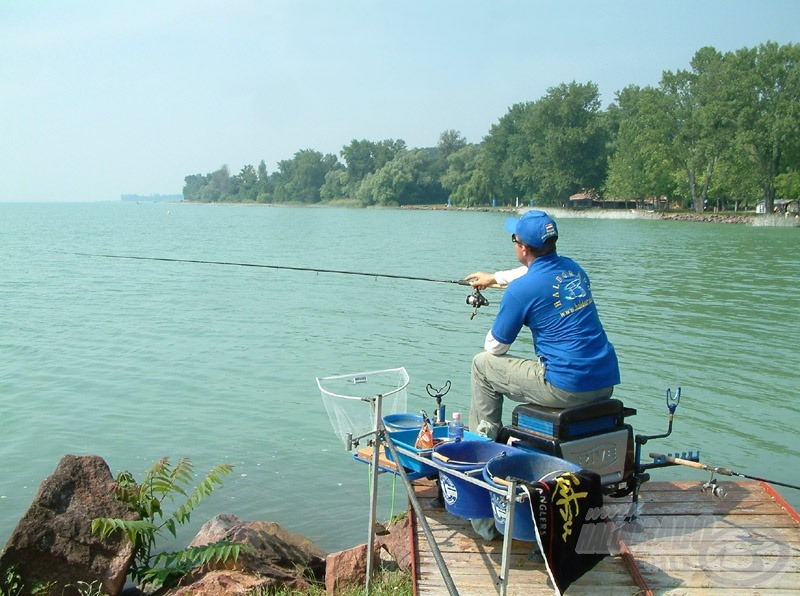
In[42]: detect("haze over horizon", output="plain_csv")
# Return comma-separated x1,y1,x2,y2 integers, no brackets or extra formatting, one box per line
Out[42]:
2,1,799,203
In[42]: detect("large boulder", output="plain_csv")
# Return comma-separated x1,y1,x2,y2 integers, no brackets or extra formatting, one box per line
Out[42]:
0,454,136,596
325,516,412,593
377,515,412,571
325,543,374,594
163,514,327,594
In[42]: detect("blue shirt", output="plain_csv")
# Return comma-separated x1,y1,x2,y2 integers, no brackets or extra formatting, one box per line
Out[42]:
490,252,620,392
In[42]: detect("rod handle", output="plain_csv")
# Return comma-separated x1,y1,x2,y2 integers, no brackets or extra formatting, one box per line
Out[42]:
650,453,733,476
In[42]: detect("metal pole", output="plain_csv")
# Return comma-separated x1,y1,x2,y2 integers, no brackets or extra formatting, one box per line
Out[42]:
498,479,518,596
365,394,384,594
383,436,460,595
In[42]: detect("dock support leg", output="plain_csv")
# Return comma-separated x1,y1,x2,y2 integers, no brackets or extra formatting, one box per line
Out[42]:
498,479,518,596
366,394,384,594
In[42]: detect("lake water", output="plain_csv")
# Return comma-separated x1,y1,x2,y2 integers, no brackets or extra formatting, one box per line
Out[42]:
1,202,798,554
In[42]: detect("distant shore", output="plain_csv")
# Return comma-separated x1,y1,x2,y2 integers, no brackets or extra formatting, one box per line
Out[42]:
655,212,753,224
398,204,758,224
176,200,794,225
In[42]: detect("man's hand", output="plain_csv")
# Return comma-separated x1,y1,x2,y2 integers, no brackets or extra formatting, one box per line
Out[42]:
464,271,497,290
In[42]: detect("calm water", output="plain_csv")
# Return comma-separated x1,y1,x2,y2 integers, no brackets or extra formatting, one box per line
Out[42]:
1,202,798,553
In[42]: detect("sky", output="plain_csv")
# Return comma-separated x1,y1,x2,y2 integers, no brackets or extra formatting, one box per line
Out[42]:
2,1,799,203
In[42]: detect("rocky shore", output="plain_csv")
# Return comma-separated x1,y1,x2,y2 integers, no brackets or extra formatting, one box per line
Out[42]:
655,212,754,224
0,455,410,595
399,203,763,224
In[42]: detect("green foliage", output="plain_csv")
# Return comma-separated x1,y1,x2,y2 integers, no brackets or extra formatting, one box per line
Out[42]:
776,169,800,200
0,565,23,596
67,581,107,596
272,150,342,203
92,457,245,589
260,568,412,596
181,42,800,210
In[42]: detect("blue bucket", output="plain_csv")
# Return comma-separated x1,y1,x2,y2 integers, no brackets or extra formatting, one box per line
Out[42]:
432,440,521,519
382,413,424,433
482,452,581,541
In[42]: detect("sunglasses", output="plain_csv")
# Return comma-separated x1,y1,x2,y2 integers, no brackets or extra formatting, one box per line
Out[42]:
511,234,523,246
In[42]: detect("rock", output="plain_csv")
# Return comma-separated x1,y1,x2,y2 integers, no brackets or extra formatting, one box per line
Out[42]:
324,516,412,593
163,570,272,595
0,454,136,596
163,515,327,594
325,543,375,594
377,515,412,571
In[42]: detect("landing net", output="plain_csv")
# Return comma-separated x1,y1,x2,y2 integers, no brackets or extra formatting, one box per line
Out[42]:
316,367,410,449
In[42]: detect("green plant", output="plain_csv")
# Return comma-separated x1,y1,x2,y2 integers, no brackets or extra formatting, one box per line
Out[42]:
67,580,107,596
29,583,55,595
258,568,412,596
0,564,23,596
92,457,246,589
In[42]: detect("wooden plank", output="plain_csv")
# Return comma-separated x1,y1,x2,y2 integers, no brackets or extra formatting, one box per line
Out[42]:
634,554,800,574
416,558,638,596
614,483,785,503
412,479,800,595
640,568,800,591
356,445,397,470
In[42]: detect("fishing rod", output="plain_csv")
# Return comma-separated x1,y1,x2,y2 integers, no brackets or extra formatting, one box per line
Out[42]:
650,452,800,492
72,252,494,317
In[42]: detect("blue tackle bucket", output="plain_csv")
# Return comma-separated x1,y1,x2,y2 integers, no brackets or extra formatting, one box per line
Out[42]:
432,440,521,519
382,413,424,433
482,452,581,541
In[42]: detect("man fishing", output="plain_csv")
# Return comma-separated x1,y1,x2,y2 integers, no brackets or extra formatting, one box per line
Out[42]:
464,210,620,441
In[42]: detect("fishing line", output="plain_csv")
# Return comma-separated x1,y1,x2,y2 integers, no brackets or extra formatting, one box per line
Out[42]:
72,252,473,286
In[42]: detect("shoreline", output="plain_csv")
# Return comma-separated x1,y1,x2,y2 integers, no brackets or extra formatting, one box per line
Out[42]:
177,200,768,224
171,200,800,226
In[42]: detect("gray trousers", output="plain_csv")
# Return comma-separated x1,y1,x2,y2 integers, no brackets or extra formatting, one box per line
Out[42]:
469,351,613,439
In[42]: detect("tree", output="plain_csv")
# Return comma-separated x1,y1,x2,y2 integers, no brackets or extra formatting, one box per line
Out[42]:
272,150,341,203
319,169,349,203
436,129,468,166
482,102,536,203
233,164,258,202
482,83,609,205
605,85,678,204
355,149,445,206
776,169,800,201
724,42,800,213
523,82,610,202
198,166,232,203
183,173,208,202
441,144,487,206
340,139,407,191
659,47,735,212
256,160,273,203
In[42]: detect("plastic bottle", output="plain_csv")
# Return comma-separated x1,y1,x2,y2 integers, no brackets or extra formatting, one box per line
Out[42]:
448,412,464,442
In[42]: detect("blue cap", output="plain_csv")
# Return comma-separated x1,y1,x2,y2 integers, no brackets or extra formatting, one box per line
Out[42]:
504,210,558,248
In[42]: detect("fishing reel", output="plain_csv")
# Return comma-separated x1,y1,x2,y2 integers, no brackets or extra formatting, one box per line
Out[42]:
466,288,489,320
701,475,726,499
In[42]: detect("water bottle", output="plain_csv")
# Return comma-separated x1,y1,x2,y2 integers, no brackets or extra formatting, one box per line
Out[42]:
448,412,464,442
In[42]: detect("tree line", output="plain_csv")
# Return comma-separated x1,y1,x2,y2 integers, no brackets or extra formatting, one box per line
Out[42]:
183,42,800,214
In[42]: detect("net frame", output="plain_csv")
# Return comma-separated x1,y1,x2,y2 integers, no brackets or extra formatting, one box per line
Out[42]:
316,367,410,449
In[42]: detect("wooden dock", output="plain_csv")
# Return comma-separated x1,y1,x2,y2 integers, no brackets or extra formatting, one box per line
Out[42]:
410,478,800,595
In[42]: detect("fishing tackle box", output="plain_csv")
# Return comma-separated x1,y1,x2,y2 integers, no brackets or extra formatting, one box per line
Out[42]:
498,398,637,495
512,398,630,440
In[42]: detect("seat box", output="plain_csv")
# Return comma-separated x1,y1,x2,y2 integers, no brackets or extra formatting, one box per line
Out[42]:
500,424,634,487
511,398,629,440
